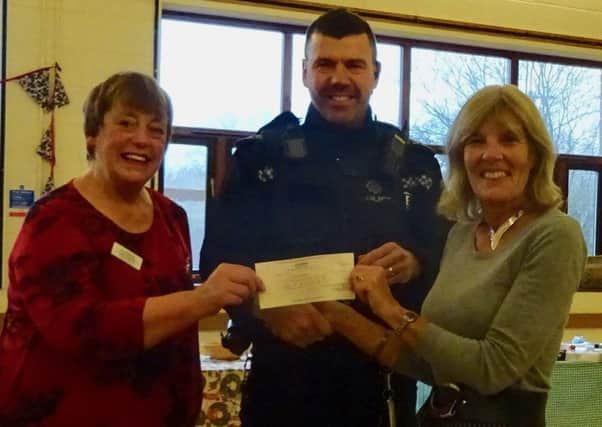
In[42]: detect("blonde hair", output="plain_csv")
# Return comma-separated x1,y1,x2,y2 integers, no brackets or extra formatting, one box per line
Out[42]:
438,84,562,221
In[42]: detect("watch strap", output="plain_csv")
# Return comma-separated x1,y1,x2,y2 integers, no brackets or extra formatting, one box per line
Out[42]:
392,310,418,336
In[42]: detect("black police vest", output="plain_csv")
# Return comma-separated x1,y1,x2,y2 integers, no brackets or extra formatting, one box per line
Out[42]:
233,111,438,263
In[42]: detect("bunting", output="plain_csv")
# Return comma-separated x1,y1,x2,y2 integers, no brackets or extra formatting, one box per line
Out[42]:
3,63,69,194
18,69,50,110
37,124,54,162
51,72,70,110
43,176,55,195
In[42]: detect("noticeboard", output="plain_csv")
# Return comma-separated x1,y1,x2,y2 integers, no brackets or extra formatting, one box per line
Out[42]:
9,188,35,209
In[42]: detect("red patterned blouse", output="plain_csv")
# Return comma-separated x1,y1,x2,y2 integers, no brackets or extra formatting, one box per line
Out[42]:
0,182,202,427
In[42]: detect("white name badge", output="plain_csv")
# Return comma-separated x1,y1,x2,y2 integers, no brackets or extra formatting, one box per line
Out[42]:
111,242,143,270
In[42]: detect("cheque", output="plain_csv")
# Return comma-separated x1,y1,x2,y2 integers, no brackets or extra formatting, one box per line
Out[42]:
256,253,355,309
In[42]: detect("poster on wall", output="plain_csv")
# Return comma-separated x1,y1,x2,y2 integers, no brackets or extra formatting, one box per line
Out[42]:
8,186,34,217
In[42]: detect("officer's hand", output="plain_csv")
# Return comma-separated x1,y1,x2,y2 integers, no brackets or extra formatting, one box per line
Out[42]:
261,304,333,348
313,301,350,325
357,242,421,285
195,263,264,317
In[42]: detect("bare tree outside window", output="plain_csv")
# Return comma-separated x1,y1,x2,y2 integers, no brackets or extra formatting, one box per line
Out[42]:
519,62,601,156
519,63,602,253
568,170,598,255
409,49,509,146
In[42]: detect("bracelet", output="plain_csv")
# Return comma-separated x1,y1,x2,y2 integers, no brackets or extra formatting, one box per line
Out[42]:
372,329,392,359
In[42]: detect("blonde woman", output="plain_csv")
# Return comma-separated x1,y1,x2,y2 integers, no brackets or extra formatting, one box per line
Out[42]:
318,85,586,427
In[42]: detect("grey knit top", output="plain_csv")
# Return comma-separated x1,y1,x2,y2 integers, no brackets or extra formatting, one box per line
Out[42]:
394,208,586,395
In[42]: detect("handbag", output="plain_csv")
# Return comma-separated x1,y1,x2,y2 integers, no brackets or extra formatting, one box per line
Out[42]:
417,384,547,427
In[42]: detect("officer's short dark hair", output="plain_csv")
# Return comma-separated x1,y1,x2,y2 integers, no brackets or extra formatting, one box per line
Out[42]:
83,71,172,159
305,8,378,64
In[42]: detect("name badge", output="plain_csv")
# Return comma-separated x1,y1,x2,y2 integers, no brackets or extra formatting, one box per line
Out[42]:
111,242,143,270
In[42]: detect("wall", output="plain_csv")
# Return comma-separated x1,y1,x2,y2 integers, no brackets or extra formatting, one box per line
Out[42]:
168,0,602,60
303,0,602,41
1,0,155,311
2,0,602,341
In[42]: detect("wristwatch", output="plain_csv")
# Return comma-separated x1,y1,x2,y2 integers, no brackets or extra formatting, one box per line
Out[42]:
392,310,419,336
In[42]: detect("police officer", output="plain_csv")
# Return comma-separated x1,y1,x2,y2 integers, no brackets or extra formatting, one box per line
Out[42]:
199,8,449,427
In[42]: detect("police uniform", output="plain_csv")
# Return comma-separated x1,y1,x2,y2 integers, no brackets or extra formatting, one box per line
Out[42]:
199,105,449,427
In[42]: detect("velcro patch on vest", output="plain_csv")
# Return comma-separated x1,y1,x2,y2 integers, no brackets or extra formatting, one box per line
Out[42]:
257,165,276,183
400,174,433,190
364,179,392,203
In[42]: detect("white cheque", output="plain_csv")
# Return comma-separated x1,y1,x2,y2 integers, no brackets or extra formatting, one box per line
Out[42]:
256,253,355,309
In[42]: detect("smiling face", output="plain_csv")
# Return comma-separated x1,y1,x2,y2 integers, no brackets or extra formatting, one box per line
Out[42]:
87,103,168,190
303,32,379,128
463,111,535,215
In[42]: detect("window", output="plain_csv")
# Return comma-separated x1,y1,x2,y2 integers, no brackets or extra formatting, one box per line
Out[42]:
519,61,601,156
290,33,309,121
568,170,599,254
158,12,602,263
410,49,509,145
519,61,602,253
557,155,602,254
160,18,284,131
369,42,402,126
162,142,210,269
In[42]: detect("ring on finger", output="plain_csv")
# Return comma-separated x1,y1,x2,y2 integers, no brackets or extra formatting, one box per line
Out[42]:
387,266,394,276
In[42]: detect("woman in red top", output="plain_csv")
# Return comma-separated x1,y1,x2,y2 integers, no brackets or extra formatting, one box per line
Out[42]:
0,71,262,427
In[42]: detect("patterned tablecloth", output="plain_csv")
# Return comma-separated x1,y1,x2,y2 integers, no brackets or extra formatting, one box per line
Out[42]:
198,356,247,427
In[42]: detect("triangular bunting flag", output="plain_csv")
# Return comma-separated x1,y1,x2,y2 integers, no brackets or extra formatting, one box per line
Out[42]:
36,127,54,162
43,176,55,194
18,69,50,109
51,72,70,109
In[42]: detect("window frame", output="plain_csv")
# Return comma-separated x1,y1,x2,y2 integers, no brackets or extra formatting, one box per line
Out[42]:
556,155,602,253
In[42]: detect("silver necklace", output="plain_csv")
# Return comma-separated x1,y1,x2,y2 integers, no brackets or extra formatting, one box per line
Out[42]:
488,210,524,250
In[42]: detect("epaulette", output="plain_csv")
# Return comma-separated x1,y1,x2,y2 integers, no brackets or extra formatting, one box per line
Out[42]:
257,111,300,137
235,111,300,155
241,111,307,160
233,134,268,159
397,137,437,158
376,121,437,177
373,120,406,146
233,112,306,184
261,112,307,160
